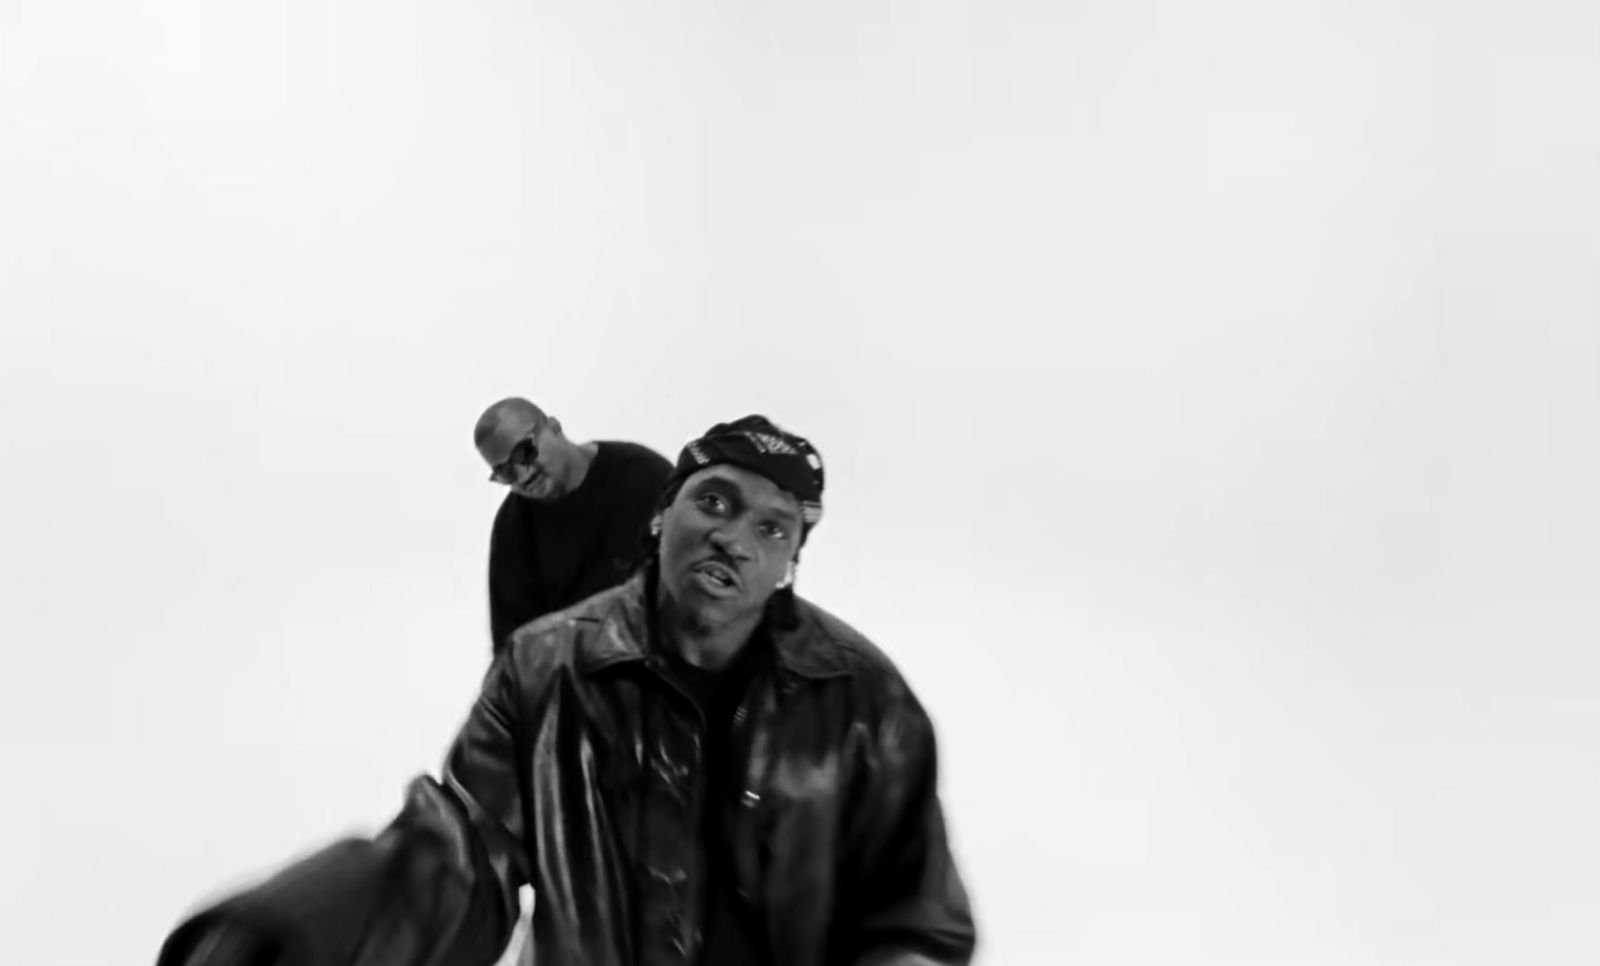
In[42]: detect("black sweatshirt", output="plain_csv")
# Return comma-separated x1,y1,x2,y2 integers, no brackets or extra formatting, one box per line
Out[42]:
487,440,672,652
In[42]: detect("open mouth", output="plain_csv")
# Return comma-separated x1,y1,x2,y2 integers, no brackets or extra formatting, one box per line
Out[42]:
691,562,739,593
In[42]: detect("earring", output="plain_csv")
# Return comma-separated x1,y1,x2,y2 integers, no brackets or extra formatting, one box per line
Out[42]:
649,516,662,537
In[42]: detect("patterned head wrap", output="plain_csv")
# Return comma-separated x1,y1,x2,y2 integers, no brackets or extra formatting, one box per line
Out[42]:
668,414,825,542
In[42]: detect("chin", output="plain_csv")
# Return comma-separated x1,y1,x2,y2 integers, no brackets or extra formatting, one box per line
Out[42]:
665,576,729,619
518,479,556,501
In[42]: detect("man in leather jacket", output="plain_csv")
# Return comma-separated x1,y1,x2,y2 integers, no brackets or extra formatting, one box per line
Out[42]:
157,415,976,966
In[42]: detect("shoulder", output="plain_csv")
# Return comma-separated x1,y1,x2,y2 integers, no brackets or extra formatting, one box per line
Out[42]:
501,591,600,670
787,597,921,708
785,598,938,771
590,442,674,508
596,440,674,477
490,491,527,533
500,579,647,684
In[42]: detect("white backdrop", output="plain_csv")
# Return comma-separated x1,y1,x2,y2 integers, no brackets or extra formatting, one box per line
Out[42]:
2,2,1597,964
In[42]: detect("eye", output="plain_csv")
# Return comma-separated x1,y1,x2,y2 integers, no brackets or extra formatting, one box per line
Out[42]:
759,521,788,541
696,492,729,514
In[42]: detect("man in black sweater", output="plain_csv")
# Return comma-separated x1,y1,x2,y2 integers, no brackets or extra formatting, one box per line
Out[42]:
474,396,672,653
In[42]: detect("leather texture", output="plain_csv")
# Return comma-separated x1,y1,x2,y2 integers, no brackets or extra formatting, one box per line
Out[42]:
157,572,975,966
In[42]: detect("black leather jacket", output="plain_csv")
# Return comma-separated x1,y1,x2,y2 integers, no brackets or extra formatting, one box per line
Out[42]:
158,573,975,966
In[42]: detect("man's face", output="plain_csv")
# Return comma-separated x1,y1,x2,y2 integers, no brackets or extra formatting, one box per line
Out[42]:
479,417,561,501
658,464,803,627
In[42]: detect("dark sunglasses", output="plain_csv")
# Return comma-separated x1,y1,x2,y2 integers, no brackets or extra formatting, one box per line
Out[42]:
488,434,540,485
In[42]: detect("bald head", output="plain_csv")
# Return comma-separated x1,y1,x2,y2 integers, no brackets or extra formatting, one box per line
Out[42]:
474,397,589,502
474,397,547,449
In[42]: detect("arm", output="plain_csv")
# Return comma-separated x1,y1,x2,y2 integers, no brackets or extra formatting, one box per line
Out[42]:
599,449,674,582
489,498,543,654
616,450,673,553
157,656,531,966
839,684,977,966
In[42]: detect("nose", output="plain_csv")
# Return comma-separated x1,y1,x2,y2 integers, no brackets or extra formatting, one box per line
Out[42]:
708,522,754,562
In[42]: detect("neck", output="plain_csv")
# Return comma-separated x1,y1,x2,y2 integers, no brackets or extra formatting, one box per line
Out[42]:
653,581,762,670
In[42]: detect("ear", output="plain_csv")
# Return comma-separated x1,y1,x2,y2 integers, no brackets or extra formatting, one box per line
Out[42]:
649,514,663,537
547,417,564,437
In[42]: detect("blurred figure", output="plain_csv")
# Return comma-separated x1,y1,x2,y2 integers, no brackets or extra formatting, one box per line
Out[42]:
474,396,671,652
158,415,975,966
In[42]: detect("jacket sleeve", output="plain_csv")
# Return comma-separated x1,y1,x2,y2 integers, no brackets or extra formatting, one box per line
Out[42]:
839,682,977,966
156,655,531,966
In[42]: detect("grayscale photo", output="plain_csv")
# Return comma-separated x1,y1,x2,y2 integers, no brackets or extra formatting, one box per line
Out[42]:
1,2,1595,965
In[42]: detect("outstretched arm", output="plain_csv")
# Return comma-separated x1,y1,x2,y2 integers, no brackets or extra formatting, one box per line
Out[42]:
157,655,531,966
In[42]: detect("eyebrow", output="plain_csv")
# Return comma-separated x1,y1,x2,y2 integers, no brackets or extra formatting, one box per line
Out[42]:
692,475,801,524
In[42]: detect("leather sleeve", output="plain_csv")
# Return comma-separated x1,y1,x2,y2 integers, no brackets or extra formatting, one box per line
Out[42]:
839,682,977,966
156,656,530,966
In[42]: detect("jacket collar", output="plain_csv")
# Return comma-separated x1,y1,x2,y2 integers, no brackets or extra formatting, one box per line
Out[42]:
575,571,854,681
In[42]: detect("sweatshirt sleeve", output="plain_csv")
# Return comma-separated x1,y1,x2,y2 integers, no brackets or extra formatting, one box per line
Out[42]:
488,496,543,655
611,446,674,567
